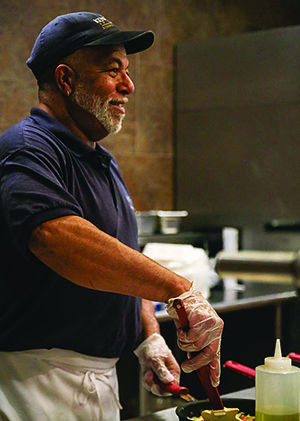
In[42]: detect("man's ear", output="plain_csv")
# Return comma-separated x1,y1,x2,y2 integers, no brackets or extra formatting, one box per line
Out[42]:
54,64,75,97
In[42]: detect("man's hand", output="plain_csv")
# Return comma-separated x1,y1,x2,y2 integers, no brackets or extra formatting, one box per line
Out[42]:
166,287,224,387
134,333,181,396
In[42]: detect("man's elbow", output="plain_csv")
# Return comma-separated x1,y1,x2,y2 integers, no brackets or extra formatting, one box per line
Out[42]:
28,221,53,257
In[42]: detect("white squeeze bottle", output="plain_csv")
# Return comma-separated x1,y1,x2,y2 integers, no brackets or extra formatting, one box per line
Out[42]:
255,339,300,421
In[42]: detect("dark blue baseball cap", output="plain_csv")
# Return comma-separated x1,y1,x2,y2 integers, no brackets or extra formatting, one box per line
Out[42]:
26,12,154,79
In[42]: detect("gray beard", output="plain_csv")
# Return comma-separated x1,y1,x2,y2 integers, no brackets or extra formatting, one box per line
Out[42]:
71,86,124,134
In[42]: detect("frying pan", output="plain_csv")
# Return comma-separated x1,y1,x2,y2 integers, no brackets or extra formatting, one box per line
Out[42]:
176,398,255,420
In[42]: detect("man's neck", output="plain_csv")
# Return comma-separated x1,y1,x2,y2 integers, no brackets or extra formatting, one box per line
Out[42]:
38,102,107,149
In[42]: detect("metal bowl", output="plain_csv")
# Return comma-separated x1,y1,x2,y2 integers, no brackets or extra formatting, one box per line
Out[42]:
176,398,255,420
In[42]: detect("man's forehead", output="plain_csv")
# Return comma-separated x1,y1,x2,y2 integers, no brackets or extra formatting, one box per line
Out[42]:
101,46,129,65
72,44,128,65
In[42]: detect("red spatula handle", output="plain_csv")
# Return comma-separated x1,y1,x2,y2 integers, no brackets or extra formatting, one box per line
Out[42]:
224,360,256,379
196,365,224,410
161,380,190,395
153,372,191,396
173,299,224,410
289,353,300,363
173,299,190,330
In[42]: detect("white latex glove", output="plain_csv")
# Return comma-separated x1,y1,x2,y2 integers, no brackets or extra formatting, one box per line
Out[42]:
134,333,181,396
166,287,224,387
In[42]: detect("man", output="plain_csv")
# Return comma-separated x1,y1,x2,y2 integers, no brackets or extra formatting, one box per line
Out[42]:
0,12,223,421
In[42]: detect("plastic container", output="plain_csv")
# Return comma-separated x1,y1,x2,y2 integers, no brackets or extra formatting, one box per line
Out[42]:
222,226,241,291
135,211,158,235
157,210,188,234
255,339,300,420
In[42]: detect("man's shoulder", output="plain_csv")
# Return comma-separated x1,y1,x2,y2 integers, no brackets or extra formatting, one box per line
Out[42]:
0,118,28,158
0,114,62,160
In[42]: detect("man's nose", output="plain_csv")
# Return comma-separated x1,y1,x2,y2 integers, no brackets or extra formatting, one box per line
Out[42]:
118,72,135,95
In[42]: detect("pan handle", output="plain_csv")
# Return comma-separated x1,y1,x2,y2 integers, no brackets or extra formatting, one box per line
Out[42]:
289,352,300,363
173,299,224,410
224,361,255,379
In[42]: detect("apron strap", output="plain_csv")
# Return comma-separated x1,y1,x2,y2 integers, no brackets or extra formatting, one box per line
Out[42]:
77,370,123,415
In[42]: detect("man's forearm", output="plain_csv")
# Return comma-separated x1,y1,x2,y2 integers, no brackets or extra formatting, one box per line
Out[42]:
28,215,191,302
141,299,160,338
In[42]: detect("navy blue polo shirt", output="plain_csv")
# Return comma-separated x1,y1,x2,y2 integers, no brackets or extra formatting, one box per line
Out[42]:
0,108,142,357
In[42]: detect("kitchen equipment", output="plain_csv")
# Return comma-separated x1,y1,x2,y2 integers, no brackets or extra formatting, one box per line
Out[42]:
224,361,255,379
255,339,300,421
173,299,240,420
265,219,300,232
224,352,300,380
222,227,240,291
215,250,300,288
159,380,195,402
135,211,158,235
289,352,300,363
176,398,255,421
157,210,188,234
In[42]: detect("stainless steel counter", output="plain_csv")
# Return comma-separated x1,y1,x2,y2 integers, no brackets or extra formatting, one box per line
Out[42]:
156,281,296,320
125,407,177,421
155,281,297,338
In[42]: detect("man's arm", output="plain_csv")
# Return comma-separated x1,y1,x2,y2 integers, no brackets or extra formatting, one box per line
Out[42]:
134,299,181,395
141,299,160,337
28,215,191,302
29,214,223,387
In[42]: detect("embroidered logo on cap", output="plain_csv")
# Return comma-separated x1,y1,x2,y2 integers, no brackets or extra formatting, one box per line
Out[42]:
93,16,113,30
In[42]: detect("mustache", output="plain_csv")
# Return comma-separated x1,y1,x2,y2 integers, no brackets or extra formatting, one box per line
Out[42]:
108,97,129,106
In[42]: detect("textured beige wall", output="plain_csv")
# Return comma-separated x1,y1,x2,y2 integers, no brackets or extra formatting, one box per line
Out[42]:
0,0,299,210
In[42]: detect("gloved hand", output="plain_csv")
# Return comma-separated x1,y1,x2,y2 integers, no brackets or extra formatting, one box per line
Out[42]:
166,287,224,387
134,333,181,396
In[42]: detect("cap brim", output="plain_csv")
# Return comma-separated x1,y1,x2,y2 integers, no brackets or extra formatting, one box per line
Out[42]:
84,30,154,54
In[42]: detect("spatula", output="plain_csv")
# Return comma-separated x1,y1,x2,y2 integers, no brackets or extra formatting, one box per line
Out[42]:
159,379,196,401
173,298,240,421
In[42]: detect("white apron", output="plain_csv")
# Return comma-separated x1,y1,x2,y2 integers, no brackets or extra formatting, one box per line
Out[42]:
0,348,122,421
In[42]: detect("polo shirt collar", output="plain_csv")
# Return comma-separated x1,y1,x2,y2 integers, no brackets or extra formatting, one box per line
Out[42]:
29,107,112,166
